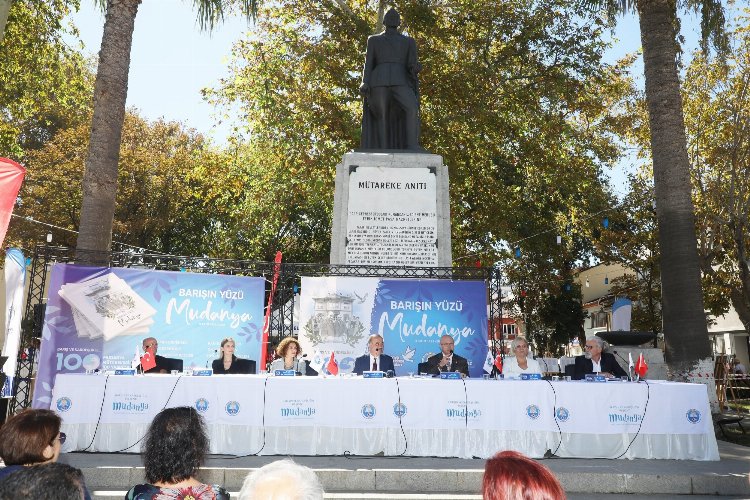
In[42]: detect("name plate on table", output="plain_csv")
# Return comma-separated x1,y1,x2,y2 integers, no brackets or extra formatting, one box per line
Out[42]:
274,369,296,377
439,372,462,380
114,369,135,375
363,371,384,378
585,373,607,382
191,369,213,376
520,373,543,380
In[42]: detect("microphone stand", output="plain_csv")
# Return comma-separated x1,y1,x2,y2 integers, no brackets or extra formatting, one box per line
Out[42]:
612,350,632,381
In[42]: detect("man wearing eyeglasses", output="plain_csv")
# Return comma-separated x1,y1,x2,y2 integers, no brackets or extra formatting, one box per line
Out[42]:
139,337,174,374
353,334,396,375
426,335,469,377
572,336,627,380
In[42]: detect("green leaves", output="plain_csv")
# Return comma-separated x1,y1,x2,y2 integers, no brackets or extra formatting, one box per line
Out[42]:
0,0,91,158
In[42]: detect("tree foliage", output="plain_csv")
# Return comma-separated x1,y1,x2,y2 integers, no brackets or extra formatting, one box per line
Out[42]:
205,0,633,269
7,111,222,256
0,0,92,158
682,18,750,332
593,172,662,333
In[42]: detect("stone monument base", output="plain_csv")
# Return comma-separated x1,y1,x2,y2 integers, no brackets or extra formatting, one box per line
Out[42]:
330,151,451,267
611,347,667,380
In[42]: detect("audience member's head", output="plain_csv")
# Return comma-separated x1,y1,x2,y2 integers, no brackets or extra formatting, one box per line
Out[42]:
482,450,565,500
0,462,85,500
238,459,324,500
142,406,209,485
0,409,63,466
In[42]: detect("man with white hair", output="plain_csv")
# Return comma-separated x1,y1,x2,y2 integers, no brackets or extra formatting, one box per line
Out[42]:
238,459,324,500
572,336,627,380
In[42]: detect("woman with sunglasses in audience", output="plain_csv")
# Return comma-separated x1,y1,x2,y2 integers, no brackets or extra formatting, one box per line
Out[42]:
0,409,92,499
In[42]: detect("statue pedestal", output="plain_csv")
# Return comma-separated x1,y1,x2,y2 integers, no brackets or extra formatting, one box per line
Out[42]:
330,151,452,267
612,347,667,380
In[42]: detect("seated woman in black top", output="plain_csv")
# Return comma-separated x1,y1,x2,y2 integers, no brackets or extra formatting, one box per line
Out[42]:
211,337,256,374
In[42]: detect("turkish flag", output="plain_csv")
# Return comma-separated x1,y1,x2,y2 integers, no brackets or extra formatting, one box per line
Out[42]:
635,353,648,378
327,352,339,376
140,349,157,372
494,354,503,374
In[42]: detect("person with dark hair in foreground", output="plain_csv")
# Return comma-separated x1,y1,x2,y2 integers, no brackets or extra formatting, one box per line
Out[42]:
0,409,93,500
125,406,229,500
483,450,565,500
0,409,63,480
0,462,86,500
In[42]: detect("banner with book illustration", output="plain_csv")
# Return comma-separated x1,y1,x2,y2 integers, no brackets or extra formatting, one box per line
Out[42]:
33,264,264,408
298,277,488,377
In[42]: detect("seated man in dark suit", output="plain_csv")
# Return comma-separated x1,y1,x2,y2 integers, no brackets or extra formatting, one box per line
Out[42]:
353,334,395,375
426,335,469,377
573,337,627,380
140,337,179,374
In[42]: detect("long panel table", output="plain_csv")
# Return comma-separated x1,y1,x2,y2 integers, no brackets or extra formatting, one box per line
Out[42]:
51,374,719,460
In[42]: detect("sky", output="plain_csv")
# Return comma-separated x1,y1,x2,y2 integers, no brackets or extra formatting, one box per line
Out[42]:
67,1,724,196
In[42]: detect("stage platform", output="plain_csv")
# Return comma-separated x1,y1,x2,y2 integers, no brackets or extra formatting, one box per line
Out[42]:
57,439,749,499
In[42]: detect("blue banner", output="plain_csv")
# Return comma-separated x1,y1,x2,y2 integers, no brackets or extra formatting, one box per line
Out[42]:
33,265,264,408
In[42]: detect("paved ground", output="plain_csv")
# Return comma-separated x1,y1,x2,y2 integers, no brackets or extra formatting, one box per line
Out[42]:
58,439,750,499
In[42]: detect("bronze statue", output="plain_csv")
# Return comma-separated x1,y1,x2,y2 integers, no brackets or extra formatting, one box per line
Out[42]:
359,8,422,150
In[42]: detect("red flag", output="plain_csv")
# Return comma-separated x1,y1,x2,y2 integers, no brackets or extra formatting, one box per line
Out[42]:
0,158,26,247
635,353,648,378
140,349,156,372
260,251,283,370
327,352,339,376
494,354,503,374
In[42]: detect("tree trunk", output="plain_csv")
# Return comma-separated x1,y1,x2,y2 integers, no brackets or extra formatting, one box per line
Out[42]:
638,0,715,405
0,0,12,44
76,0,141,265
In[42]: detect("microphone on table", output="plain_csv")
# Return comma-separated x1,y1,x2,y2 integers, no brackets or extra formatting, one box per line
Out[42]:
207,349,217,369
296,354,308,376
385,370,394,378
612,350,631,380
537,356,550,378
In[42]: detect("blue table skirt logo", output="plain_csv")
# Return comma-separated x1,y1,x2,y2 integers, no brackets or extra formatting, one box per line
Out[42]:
526,404,541,420
686,408,701,424
225,401,240,416
56,397,72,412
195,398,209,413
361,404,376,419
393,402,407,418
555,407,570,422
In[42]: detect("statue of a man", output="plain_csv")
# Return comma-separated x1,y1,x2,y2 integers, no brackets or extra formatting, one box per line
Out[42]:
359,8,422,150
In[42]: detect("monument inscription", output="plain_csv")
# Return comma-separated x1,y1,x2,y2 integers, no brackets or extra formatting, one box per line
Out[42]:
346,166,437,266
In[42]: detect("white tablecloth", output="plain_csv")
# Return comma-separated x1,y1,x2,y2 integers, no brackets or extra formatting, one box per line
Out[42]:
51,374,719,460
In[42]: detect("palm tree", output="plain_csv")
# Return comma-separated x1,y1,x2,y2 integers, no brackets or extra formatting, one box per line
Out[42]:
0,0,12,44
76,0,260,264
588,0,727,385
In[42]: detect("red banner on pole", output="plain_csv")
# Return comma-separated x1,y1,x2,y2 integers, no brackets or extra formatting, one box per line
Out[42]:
0,158,26,247
260,251,283,370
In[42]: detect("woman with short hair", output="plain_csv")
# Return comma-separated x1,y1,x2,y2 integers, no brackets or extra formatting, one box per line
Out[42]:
269,337,311,375
125,407,228,500
0,409,63,479
0,409,92,500
502,337,542,376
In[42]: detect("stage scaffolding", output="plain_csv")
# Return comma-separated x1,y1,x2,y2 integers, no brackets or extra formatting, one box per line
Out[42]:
6,244,503,415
